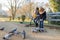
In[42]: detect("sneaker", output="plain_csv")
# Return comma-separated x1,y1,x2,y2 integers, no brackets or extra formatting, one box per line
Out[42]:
32,29,38,33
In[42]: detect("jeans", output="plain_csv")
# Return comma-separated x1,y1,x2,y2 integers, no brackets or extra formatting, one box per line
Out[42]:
34,16,42,27
39,19,44,28
34,19,38,27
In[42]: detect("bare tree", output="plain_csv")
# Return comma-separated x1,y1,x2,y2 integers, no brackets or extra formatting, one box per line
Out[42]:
4,0,22,20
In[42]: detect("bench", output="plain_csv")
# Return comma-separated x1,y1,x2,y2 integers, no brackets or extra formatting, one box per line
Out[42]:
46,12,60,22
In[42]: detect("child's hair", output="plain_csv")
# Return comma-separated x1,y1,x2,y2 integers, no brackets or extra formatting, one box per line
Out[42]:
40,7,45,12
36,7,39,10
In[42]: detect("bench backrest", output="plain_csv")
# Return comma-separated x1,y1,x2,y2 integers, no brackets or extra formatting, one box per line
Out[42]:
46,12,60,21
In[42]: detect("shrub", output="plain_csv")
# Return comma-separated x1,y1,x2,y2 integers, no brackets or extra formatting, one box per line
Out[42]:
21,15,26,22
17,17,20,20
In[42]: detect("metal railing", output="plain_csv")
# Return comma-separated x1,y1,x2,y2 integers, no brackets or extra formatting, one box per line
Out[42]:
46,12,60,22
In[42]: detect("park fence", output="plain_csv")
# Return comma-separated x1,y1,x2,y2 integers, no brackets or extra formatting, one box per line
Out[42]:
46,12,60,25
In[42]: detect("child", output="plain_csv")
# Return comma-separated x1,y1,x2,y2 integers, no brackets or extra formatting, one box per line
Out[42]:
39,7,46,32
32,7,46,32
32,7,40,32
33,7,40,27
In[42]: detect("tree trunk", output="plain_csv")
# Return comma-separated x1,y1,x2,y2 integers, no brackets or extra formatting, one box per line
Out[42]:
9,16,12,21
12,14,15,20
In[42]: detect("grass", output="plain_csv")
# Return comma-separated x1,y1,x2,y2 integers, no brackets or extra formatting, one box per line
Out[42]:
0,17,60,27
0,17,48,23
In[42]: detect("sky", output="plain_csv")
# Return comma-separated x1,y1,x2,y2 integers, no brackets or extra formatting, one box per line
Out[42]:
31,0,48,3
0,0,49,11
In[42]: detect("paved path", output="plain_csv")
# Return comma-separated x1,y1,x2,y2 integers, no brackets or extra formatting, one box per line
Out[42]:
0,21,60,40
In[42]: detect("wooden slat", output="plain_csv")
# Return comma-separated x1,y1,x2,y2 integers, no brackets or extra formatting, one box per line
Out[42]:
46,13,60,21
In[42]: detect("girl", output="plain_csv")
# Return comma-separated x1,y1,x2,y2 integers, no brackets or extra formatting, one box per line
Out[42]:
33,7,40,27
39,7,46,32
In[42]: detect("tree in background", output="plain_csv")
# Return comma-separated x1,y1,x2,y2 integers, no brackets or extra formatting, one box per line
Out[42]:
49,0,60,12
5,0,22,20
